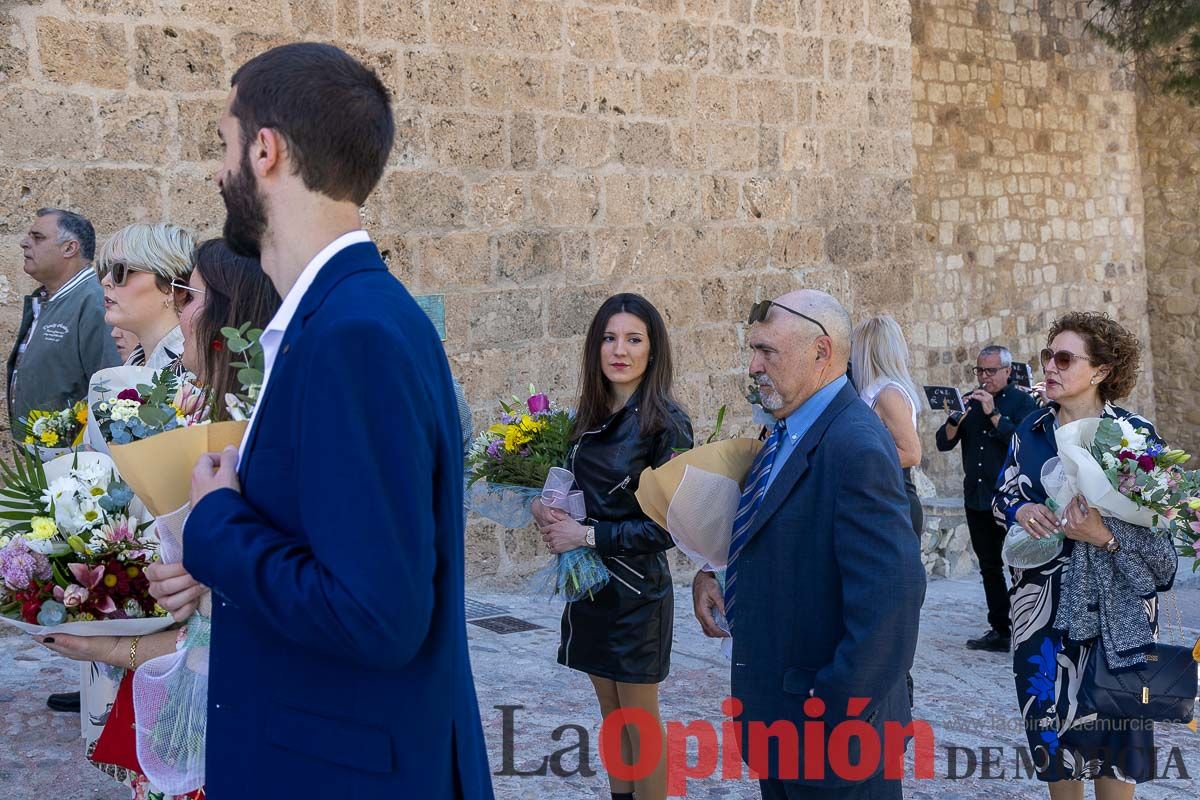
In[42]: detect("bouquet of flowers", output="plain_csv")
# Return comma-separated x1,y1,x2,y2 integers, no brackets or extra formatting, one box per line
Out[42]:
17,400,88,458
1004,416,1200,569
466,389,609,601
91,370,208,445
0,449,168,635
466,388,574,526
97,351,250,517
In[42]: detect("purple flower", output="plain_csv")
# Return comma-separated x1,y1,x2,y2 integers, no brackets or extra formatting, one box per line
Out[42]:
499,413,517,425
1136,454,1155,473
0,538,52,590
527,393,550,414
486,440,504,460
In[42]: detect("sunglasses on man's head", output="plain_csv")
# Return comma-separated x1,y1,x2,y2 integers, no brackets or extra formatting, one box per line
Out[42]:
100,260,153,287
1040,348,1095,371
746,301,829,338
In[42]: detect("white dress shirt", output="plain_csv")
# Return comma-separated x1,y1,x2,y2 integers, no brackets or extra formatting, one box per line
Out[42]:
237,230,371,466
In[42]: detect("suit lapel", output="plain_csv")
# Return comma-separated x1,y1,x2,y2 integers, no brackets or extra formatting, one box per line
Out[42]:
740,382,860,544
239,241,386,474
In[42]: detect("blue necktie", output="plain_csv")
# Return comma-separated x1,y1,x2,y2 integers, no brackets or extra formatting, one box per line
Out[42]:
724,420,785,626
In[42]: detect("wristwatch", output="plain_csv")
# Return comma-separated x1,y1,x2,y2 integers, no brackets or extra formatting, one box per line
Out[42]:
1102,535,1120,554
584,526,596,548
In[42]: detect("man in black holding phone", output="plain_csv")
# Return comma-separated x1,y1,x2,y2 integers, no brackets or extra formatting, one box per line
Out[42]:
935,345,1038,652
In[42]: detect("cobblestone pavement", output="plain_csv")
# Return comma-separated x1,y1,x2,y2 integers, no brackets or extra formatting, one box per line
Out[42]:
2,575,1197,800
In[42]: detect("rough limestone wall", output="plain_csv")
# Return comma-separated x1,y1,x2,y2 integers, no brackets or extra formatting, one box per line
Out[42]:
0,1,916,584
1139,90,1200,461
910,0,1154,497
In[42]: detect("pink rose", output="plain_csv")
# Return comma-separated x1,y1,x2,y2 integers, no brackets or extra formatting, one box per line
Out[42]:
117,388,142,403
54,584,89,608
527,393,550,414
1136,454,1155,473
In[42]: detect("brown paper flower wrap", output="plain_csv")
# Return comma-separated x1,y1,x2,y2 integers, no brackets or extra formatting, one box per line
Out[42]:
107,421,248,517
635,438,762,571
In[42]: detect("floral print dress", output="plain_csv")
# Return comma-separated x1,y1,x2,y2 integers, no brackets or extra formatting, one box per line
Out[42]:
994,403,1165,784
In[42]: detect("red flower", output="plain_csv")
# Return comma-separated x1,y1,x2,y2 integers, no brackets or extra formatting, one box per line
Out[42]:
1136,454,1155,473
20,598,43,624
1118,450,1137,462
211,339,224,351
117,388,143,403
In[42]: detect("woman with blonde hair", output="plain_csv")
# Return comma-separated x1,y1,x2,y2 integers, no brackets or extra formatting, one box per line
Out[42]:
95,223,195,376
850,315,923,536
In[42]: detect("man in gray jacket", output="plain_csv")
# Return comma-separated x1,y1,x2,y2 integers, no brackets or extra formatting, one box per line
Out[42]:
6,208,121,438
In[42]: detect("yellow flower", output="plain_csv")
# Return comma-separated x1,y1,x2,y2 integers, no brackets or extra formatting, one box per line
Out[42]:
518,414,545,435
504,425,531,453
29,516,58,541
39,430,59,446
74,402,88,425
23,435,34,445
1189,498,1200,511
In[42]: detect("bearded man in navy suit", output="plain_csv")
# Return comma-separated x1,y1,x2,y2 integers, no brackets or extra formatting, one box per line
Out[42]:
147,43,494,798
692,290,926,800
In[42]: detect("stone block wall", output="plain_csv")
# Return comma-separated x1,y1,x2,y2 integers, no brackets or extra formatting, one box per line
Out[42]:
910,0,1156,494
0,0,917,584
919,497,976,578
1139,90,1200,461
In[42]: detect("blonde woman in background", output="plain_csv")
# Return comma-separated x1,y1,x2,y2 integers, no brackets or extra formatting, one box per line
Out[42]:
850,315,924,537
95,223,195,376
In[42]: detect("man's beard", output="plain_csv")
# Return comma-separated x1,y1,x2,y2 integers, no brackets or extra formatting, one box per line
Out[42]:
755,375,784,411
220,155,268,259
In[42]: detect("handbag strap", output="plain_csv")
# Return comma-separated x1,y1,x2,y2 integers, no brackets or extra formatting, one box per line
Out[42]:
1163,590,1187,646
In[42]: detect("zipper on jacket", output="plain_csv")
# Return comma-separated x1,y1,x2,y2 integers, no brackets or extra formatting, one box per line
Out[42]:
563,600,575,667
610,556,645,580
608,476,631,495
607,569,642,595
569,424,605,474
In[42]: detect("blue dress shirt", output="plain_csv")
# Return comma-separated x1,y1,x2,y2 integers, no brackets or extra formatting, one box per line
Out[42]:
766,374,849,489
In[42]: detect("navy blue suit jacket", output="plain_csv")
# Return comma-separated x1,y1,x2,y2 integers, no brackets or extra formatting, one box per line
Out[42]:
184,242,494,798
730,382,926,787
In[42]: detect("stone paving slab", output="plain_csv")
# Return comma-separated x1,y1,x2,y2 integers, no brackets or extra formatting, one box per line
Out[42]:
1,576,1197,799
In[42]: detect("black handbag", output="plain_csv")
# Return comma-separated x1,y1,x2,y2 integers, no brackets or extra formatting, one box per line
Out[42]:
1079,641,1197,724
1078,589,1198,725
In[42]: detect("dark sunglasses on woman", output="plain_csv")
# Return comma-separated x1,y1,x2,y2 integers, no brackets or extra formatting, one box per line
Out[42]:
99,260,153,287
1040,348,1095,371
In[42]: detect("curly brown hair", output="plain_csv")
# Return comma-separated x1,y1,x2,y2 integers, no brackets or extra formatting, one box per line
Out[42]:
1047,311,1141,402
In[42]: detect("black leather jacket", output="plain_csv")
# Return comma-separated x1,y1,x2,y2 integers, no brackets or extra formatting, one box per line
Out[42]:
570,394,693,571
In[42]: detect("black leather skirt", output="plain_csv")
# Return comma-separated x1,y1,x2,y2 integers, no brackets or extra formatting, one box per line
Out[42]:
556,551,673,684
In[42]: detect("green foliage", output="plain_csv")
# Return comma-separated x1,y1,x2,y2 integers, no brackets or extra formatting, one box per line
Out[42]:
222,322,266,413
674,404,728,453
0,447,49,533
135,370,181,428
1087,0,1200,102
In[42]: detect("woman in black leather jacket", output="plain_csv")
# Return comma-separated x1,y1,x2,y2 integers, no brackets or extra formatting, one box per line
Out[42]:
535,293,692,800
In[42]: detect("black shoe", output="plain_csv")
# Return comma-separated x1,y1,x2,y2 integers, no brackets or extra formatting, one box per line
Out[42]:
966,630,1011,652
46,691,80,713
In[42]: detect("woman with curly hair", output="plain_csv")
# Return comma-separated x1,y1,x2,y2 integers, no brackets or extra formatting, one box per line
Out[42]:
994,312,1178,798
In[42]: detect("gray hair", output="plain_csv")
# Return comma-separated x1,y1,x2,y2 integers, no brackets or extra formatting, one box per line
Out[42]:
36,207,96,262
979,345,1012,367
